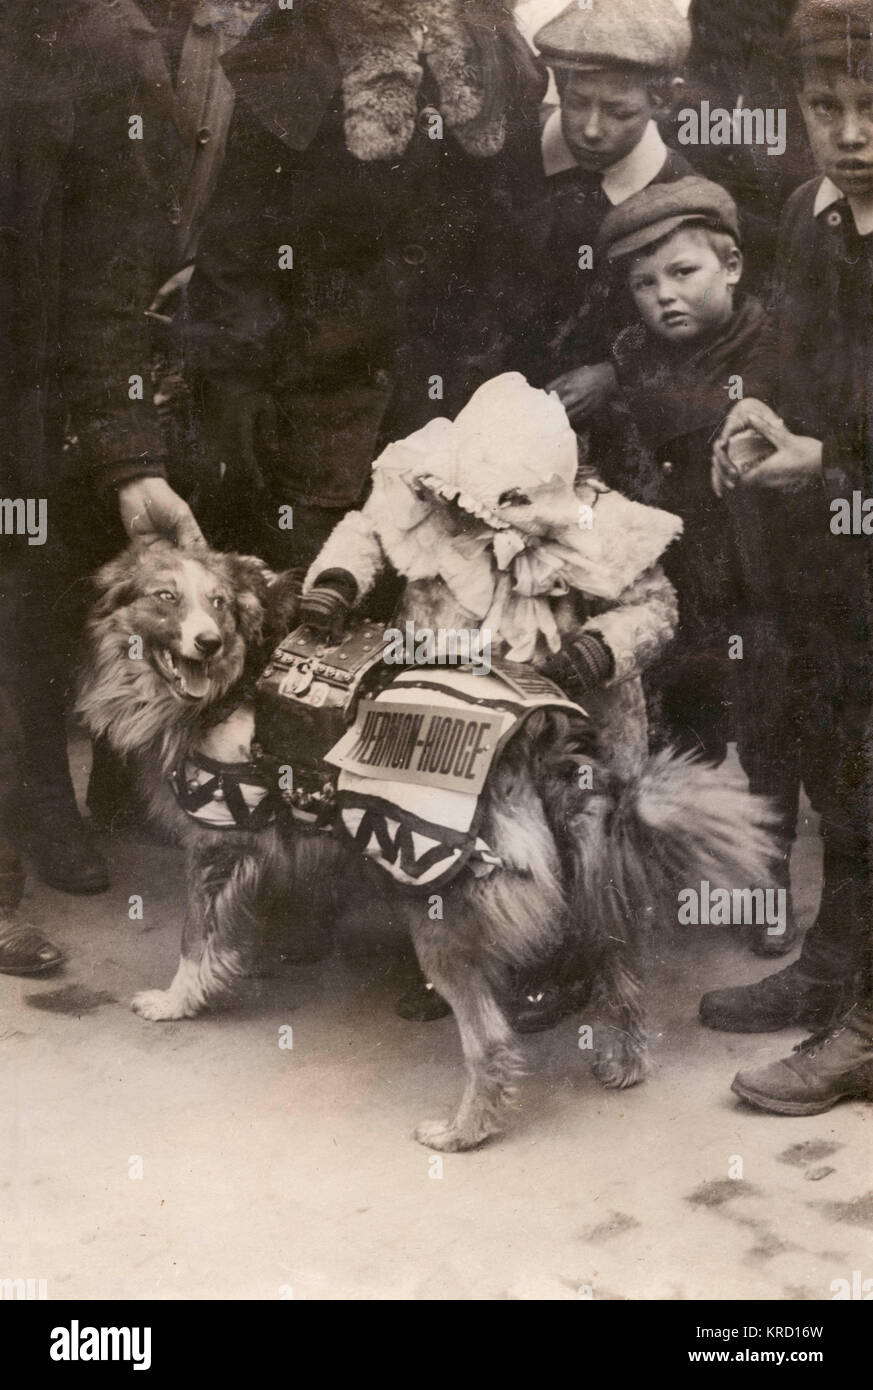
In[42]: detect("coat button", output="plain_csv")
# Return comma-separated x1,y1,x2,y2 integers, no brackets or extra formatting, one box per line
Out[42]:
401,242,426,265
373,368,391,389
197,126,211,146
826,209,842,227
661,460,673,475
417,104,441,132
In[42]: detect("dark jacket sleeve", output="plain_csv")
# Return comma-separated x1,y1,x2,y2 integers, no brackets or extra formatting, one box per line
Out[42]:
59,105,169,491
184,97,290,390
57,21,178,492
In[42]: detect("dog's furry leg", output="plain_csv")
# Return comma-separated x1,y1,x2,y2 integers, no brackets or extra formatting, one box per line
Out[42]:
408,899,523,1152
588,941,650,1089
535,717,777,1091
132,832,275,1021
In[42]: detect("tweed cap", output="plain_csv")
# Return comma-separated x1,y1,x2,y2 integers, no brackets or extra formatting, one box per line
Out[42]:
599,176,741,263
534,0,690,74
785,0,873,61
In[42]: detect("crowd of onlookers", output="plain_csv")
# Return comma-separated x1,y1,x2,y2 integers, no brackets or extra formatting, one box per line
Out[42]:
1,0,872,1116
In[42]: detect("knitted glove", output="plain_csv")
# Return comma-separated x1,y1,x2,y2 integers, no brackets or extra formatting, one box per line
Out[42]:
298,569,358,642
539,632,614,703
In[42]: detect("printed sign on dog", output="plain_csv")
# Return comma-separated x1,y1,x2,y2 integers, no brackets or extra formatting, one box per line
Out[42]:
326,699,504,794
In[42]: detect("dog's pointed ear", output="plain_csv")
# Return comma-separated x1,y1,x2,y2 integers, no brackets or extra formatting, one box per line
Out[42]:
89,546,142,617
263,567,305,646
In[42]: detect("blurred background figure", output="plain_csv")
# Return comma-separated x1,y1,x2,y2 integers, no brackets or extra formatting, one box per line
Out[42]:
683,0,813,287
85,1,271,831
0,0,202,890
183,0,547,573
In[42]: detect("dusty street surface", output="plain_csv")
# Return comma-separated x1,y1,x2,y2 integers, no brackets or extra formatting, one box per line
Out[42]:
1,739,871,1301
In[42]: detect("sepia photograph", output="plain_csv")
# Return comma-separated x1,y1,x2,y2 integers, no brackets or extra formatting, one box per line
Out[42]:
0,0,871,1336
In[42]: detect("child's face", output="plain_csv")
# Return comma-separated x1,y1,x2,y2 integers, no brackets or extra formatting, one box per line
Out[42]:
799,70,873,198
558,69,659,172
627,228,741,344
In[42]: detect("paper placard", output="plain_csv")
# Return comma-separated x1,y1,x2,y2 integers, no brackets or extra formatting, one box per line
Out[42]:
326,699,505,794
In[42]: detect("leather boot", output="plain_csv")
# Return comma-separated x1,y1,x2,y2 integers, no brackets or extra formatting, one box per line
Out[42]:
395,972,451,1021
21,800,109,895
731,1005,873,1115
700,961,843,1033
510,978,592,1034
0,911,65,976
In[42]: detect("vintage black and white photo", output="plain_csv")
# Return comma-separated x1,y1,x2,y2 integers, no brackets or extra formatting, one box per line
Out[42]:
1,0,871,1321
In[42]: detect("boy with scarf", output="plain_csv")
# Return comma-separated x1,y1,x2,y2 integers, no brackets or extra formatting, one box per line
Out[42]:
597,177,795,958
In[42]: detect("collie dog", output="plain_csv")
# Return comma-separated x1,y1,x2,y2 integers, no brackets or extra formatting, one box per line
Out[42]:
78,541,774,1151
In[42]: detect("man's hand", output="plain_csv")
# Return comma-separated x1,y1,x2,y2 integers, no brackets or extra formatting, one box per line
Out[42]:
546,362,617,425
712,399,822,496
117,477,206,548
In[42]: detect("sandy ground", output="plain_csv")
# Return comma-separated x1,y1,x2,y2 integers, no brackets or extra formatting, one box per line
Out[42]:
1,737,871,1302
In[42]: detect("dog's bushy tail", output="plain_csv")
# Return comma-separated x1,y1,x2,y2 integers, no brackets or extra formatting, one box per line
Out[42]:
540,721,777,953
605,750,776,936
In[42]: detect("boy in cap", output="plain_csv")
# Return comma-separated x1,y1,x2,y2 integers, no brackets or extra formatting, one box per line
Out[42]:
500,0,695,425
596,176,797,958
700,0,873,1114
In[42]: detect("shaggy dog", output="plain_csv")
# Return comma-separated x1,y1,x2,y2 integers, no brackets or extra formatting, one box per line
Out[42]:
78,540,775,1151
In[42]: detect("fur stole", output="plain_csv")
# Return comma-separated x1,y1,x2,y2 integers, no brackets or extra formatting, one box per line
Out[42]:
312,0,518,159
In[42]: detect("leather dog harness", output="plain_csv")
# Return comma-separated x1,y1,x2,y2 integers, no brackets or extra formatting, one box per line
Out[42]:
171,749,283,831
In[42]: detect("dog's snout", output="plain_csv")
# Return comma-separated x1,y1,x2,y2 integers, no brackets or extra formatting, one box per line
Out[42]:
194,632,222,657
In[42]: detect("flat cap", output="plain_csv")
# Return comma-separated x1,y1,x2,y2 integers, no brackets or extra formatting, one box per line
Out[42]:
534,0,690,74
599,176,740,262
785,0,873,61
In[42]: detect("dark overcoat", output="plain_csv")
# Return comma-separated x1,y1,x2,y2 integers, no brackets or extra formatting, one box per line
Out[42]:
183,1,546,554
0,0,183,504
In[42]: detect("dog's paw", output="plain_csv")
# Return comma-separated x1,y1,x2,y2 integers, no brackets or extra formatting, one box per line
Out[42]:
592,1030,650,1090
413,1118,497,1152
131,989,195,1022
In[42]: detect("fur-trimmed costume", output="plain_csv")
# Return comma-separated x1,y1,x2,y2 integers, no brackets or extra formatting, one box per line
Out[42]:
305,375,681,775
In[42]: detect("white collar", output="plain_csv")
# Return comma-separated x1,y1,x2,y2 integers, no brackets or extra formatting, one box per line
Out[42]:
541,112,668,204
813,174,873,236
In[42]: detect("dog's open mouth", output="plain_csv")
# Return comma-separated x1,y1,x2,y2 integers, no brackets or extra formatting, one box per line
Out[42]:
152,647,212,701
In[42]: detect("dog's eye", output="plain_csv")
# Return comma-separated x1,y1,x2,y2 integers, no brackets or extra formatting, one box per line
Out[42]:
154,590,177,603
211,595,227,611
